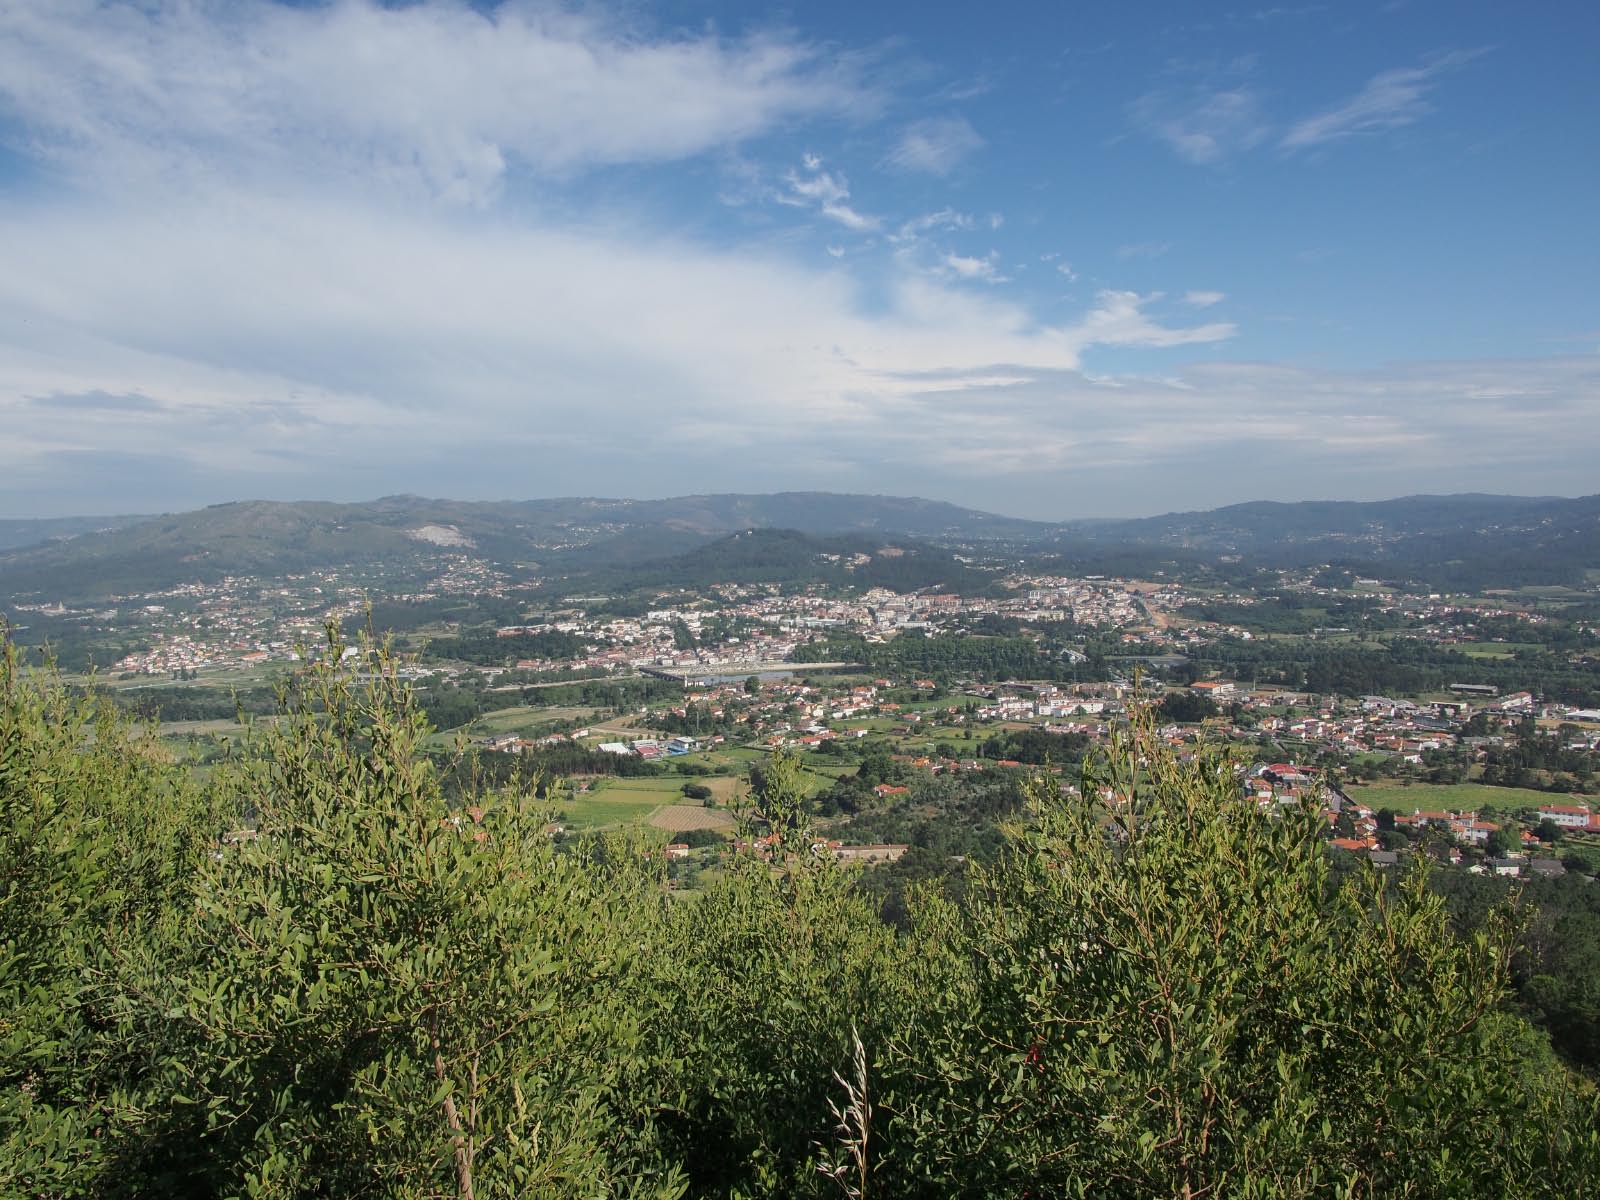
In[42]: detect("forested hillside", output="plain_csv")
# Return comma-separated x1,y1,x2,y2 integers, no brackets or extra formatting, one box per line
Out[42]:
1053,493,1600,588
7,490,1597,604
3,633,1597,1197
0,493,1038,602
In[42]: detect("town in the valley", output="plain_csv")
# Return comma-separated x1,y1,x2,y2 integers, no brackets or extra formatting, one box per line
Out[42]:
9,540,1599,892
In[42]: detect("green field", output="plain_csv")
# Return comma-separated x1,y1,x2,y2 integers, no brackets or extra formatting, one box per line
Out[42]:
1348,781,1575,814
468,704,597,733
85,663,285,691
556,777,686,830
1456,643,1540,659
553,770,763,830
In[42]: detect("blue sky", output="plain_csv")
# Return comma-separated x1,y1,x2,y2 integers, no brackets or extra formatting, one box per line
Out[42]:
0,0,1596,519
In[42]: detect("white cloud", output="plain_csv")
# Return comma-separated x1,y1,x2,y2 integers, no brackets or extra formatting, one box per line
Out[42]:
939,252,1007,284
782,162,880,231
0,196,1236,498
820,202,880,232
886,116,984,175
1132,87,1269,165
1185,290,1225,307
0,0,871,204
1118,242,1172,260
3,195,1593,516
1281,51,1481,150
1074,291,1235,348
852,354,1600,514
893,209,975,242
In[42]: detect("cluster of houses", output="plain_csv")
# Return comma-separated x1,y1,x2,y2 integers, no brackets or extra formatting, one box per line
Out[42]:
1318,790,1593,876
105,575,371,676
1177,679,1600,765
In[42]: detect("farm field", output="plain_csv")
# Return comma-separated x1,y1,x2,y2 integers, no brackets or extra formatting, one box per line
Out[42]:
557,778,679,830
1456,643,1541,659
555,775,747,831
154,717,255,736
92,662,284,691
1347,781,1578,814
472,704,598,731
649,804,736,834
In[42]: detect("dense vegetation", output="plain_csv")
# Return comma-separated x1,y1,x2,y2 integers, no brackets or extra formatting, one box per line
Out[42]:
4,632,1598,1197
547,529,1001,599
1068,493,1600,589
1187,634,1600,707
793,631,1102,683
423,629,588,666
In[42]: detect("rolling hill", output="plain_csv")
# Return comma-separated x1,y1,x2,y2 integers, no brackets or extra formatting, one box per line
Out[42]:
1,490,1596,601
1049,493,1600,588
0,493,1041,600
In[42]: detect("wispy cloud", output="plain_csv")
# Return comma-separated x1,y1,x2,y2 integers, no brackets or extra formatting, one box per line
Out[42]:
781,161,880,231
892,209,974,243
938,252,1008,284
0,0,872,204
1132,86,1269,165
1185,290,1225,307
1118,242,1173,260
1075,291,1235,348
1281,50,1482,150
886,115,984,175
1245,5,1327,21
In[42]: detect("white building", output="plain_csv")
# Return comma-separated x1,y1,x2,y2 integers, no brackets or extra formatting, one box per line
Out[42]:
1538,803,1592,830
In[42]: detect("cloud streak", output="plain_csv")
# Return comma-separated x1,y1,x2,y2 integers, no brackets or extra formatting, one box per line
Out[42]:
1281,51,1482,150
886,116,984,175
1131,87,1269,165
781,163,881,230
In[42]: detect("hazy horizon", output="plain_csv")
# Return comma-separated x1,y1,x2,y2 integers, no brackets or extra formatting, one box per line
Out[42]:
3,2,1596,517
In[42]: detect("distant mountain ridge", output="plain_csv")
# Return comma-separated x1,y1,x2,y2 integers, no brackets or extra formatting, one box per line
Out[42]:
0,514,152,554
0,492,1042,600
1059,493,1572,547
1049,492,1600,587
0,490,1595,600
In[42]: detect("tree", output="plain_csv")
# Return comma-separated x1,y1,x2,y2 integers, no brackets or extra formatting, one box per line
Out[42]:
0,637,221,1194
1487,826,1521,857
1155,689,1218,724
1378,828,1412,851
871,708,1600,1196
1536,818,1564,844
145,631,685,1197
741,747,812,855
